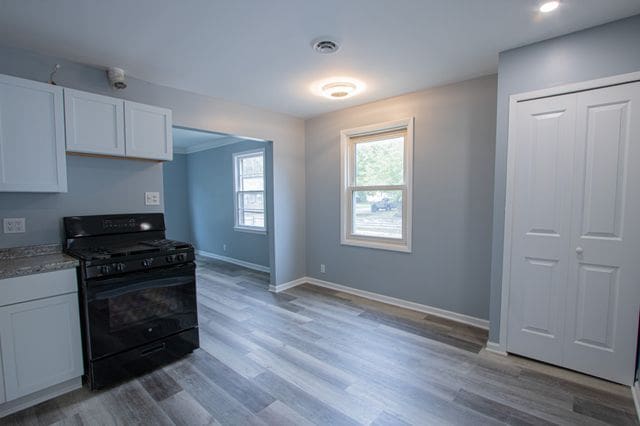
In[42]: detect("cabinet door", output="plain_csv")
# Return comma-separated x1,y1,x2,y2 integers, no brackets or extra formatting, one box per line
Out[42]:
64,88,125,156
0,74,67,192
0,293,83,401
124,101,172,160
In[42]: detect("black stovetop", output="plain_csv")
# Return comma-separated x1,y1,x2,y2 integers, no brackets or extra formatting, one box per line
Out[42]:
66,239,192,261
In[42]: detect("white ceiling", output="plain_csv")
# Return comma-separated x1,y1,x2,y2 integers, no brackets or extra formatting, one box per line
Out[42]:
1,0,638,118
173,127,248,154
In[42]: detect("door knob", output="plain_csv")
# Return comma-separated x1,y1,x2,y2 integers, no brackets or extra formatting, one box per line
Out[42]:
576,246,584,255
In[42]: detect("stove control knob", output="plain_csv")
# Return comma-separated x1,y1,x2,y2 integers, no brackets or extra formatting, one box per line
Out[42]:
115,263,126,272
142,258,153,268
177,253,187,262
166,255,176,263
99,265,111,275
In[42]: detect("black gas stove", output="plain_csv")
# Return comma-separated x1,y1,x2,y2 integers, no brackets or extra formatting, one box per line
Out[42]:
64,213,199,390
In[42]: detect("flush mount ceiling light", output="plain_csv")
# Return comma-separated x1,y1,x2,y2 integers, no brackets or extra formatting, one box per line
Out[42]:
312,38,340,54
310,77,365,100
539,1,559,13
322,82,357,98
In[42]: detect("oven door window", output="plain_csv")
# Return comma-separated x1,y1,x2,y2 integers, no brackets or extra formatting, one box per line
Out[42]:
86,263,197,359
108,284,184,332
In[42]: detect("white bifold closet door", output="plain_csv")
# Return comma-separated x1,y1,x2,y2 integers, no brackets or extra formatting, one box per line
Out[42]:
507,81,640,385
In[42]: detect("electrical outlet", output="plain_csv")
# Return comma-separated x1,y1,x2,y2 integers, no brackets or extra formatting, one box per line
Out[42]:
3,218,26,233
145,192,160,206
320,264,326,274
223,244,227,252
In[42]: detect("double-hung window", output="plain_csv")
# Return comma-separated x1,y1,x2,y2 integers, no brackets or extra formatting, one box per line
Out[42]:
233,149,266,233
340,118,413,252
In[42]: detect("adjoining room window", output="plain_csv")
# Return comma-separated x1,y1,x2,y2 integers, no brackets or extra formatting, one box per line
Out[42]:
233,149,266,233
341,118,413,252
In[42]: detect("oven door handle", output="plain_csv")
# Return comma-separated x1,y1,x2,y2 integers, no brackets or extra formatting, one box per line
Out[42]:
140,342,166,357
90,275,194,301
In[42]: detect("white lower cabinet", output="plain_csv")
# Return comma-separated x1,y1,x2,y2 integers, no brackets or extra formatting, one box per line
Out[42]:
0,293,83,400
0,269,83,409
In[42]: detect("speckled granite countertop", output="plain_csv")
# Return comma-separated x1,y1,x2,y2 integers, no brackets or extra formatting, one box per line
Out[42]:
0,244,79,280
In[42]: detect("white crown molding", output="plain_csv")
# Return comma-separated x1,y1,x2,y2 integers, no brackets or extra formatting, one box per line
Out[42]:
196,249,270,273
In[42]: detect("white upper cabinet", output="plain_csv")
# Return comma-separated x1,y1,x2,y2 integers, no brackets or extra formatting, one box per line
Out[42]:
0,74,67,192
64,88,125,156
124,101,173,161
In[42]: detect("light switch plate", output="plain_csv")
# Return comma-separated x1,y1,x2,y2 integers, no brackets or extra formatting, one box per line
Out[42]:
4,218,26,233
145,192,160,206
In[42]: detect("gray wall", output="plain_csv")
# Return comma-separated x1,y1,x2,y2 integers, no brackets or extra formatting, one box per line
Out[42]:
185,140,271,268
0,44,305,285
0,156,163,247
306,75,497,320
163,153,191,243
489,15,640,343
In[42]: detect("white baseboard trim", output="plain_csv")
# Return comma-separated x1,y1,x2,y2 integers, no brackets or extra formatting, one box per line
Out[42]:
485,341,508,356
0,377,82,418
632,381,640,422
269,277,307,293
305,276,489,330
196,249,270,273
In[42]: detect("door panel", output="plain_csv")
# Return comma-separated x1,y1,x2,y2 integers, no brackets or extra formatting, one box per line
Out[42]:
563,82,640,385
579,100,628,239
507,94,576,365
574,263,618,349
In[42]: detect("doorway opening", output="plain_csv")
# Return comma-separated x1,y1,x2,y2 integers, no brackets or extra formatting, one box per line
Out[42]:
163,126,275,288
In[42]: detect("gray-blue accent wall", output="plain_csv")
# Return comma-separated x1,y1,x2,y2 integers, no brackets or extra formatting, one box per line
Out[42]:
163,140,271,268
305,75,497,321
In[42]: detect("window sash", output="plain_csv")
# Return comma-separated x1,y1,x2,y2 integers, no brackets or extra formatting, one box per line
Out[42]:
233,149,266,231
347,186,407,242
340,118,413,252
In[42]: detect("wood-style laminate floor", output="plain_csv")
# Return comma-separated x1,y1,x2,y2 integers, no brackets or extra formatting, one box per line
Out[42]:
4,257,638,425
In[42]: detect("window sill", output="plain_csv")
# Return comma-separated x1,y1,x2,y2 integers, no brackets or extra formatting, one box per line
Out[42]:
234,226,267,235
341,238,411,253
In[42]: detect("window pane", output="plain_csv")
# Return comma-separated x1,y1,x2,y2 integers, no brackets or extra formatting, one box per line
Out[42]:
241,176,264,191
355,136,404,186
239,192,264,211
240,211,264,228
352,190,402,239
240,155,263,177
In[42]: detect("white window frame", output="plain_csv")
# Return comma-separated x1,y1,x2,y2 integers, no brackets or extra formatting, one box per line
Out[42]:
340,117,414,253
233,148,267,234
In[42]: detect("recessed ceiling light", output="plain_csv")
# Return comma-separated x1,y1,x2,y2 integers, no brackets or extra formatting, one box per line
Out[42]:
539,1,559,13
310,77,365,100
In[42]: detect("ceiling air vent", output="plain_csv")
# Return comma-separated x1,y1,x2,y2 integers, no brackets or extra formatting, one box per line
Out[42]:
312,39,340,54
